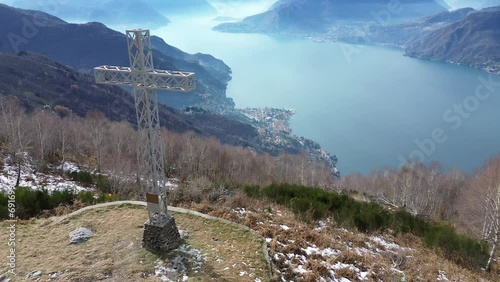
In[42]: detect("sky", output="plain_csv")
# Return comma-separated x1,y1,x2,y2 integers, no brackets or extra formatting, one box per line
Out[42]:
1,0,499,11
445,0,500,9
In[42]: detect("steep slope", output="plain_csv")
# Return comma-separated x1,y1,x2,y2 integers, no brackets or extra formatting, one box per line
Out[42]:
405,9,500,73
10,0,170,29
214,0,448,34
0,51,340,165
0,4,233,112
362,7,476,47
0,52,261,148
0,3,340,174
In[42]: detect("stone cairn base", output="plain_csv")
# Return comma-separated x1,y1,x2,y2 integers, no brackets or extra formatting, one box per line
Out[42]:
142,215,181,252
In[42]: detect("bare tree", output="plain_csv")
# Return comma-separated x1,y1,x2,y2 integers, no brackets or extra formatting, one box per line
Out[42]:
472,156,500,271
0,96,31,186
85,111,108,172
30,110,57,168
55,116,71,169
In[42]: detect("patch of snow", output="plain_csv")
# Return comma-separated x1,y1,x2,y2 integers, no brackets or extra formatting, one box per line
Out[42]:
26,271,42,279
314,220,327,231
280,225,290,230
322,248,340,257
0,155,88,193
359,271,370,280
437,270,449,281
331,262,354,270
47,270,67,281
370,236,400,250
293,265,309,274
274,253,283,261
154,244,204,281
57,162,80,173
179,230,189,239
166,178,179,190
302,246,319,256
233,207,252,217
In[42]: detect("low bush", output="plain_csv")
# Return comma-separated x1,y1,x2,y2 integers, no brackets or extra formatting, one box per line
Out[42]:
244,183,489,270
68,171,113,193
68,171,93,187
0,187,118,220
0,192,9,219
78,191,96,204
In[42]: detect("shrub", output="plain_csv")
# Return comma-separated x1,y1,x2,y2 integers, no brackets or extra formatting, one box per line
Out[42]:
68,171,113,193
96,193,118,203
244,183,490,270
95,174,112,193
51,189,76,207
78,191,96,204
424,223,489,269
68,171,93,186
15,186,44,219
0,187,76,219
0,187,119,220
0,192,8,219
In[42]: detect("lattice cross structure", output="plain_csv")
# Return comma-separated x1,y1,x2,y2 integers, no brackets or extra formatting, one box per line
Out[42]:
94,29,195,225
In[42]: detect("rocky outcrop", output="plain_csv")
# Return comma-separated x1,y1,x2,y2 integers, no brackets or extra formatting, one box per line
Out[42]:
69,227,93,244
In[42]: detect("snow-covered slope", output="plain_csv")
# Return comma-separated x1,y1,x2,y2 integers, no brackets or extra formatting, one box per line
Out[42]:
0,155,87,192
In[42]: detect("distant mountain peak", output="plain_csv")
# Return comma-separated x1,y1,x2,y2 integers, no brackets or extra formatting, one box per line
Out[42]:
214,0,448,34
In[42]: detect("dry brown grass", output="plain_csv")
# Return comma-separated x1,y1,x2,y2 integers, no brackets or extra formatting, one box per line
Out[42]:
0,204,269,281
173,191,497,282
4,187,496,281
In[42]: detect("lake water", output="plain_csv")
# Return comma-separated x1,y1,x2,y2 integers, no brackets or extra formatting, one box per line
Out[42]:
150,16,500,176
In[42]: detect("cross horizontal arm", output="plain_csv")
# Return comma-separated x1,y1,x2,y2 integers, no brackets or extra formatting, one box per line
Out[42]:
94,65,196,92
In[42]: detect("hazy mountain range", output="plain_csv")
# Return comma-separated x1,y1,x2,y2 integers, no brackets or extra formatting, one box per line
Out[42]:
445,0,500,9
0,51,258,144
214,0,448,33
0,3,339,168
214,1,499,73
336,7,500,73
0,3,234,111
8,0,170,28
4,0,222,28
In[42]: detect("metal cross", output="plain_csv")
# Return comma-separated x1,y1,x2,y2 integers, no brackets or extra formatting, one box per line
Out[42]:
94,29,195,225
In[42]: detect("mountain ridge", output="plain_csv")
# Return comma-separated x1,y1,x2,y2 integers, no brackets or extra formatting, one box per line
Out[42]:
9,0,171,29
214,0,448,34
405,8,500,73
0,51,262,148
0,3,234,112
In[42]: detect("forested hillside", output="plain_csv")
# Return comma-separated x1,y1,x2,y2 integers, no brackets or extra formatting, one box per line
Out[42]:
0,95,335,191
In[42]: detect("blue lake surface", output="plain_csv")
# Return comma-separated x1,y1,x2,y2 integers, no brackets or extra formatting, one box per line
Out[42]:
152,16,500,175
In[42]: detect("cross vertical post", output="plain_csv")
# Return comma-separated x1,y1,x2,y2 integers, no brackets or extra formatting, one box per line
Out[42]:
94,29,195,251
127,29,167,223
